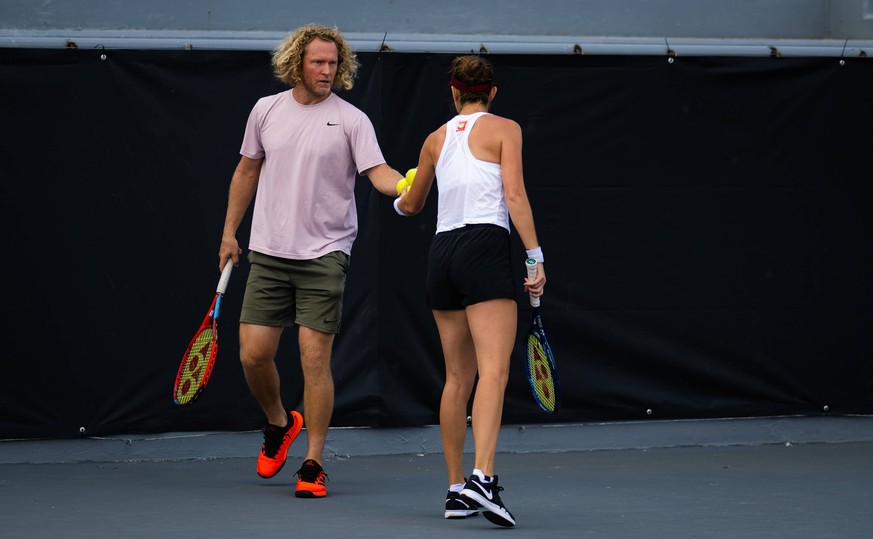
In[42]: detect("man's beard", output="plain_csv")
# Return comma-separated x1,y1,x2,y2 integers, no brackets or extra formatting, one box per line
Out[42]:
301,78,331,97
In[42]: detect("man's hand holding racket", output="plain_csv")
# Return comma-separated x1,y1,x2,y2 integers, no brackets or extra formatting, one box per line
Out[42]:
219,235,245,271
173,260,235,405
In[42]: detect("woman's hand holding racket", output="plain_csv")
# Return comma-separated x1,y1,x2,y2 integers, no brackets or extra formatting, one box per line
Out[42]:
523,258,560,414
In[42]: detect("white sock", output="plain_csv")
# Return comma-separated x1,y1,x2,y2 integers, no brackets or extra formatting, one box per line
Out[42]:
450,482,464,493
472,469,492,483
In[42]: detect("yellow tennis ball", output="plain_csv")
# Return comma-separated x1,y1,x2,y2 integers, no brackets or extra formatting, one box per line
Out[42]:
395,178,408,195
405,168,417,186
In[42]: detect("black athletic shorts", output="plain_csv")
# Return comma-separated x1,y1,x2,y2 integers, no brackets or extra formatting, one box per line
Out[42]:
426,224,516,310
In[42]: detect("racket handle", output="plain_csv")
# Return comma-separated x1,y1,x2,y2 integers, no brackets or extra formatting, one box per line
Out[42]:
217,259,234,294
525,258,540,307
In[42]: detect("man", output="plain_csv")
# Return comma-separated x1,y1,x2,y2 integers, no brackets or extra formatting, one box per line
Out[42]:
218,24,403,498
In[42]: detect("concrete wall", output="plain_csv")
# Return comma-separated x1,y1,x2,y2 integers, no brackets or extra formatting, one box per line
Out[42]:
2,0,873,54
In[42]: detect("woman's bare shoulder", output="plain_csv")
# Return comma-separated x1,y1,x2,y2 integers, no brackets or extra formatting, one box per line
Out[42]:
481,113,520,132
426,122,448,147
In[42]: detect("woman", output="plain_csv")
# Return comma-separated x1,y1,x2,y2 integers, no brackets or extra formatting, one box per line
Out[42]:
394,55,546,528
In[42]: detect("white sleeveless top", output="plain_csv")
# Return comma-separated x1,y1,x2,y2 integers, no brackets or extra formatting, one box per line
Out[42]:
434,112,509,234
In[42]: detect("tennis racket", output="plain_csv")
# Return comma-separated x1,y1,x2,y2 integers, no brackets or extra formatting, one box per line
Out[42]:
524,258,560,413
173,260,234,406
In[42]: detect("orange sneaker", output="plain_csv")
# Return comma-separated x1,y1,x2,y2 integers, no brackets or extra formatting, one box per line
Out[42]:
256,410,303,478
294,459,328,498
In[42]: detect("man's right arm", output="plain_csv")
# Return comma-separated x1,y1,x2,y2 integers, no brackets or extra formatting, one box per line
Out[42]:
219,155,263,270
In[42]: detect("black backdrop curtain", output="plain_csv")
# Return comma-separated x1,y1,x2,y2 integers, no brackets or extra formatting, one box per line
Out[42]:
1,49,871,440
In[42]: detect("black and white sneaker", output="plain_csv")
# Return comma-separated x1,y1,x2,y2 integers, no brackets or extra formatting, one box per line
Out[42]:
445,490,479,519
460,474,516,527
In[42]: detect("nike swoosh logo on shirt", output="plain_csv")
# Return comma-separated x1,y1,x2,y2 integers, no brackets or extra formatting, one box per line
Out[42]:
327,122,340,126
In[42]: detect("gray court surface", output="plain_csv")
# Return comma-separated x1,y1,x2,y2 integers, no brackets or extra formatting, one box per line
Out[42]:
2,416,872,538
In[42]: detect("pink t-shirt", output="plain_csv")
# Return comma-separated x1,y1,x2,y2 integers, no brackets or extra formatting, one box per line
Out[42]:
240,90,386,259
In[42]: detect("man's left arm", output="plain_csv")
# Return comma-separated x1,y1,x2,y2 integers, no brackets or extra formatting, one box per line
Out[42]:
363,163,404,197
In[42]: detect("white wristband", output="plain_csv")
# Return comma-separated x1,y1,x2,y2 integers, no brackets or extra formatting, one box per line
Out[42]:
526,246,544,263
393,197,410,217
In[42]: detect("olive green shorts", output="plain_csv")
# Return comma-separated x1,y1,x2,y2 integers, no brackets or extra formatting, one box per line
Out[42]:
240,250,350,334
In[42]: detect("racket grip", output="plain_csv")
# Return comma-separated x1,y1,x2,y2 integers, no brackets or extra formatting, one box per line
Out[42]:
525,258,540,307
217,259,234,294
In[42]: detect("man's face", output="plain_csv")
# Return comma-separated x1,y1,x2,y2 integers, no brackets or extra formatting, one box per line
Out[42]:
300,38,339,97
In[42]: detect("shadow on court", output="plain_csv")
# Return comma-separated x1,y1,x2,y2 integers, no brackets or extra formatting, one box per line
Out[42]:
2,416,872,538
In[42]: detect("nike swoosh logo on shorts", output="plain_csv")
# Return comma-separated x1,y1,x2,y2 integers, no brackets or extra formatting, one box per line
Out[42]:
327,122,339,126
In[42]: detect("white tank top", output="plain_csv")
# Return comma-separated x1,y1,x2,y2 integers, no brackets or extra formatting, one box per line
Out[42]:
434,112,509,234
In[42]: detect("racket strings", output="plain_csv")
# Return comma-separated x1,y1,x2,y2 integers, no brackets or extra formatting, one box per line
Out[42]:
527,336,557,412
174,329,215,404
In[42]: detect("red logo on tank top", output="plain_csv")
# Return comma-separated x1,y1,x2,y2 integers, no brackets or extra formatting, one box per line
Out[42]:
456,121,467,132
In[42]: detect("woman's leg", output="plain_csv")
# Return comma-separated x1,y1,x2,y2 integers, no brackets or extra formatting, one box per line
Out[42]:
433,308,479,487
465,298,517,476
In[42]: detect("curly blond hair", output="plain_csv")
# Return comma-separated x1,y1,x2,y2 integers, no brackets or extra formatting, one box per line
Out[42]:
271,24,358,90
